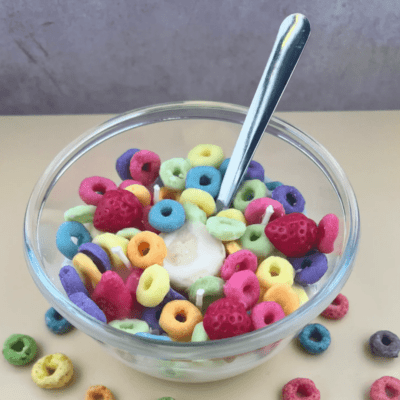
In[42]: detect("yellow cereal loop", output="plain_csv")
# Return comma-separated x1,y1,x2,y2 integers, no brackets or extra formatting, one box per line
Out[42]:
179,188,216,217
92,233,129,270
159,300,203,342
187,144,224,168
292,284,309,306
31,353,73,389
124,184,151,207
159,187,182,201
72,253,102,290
263,283,300,315
136,264,170,307
216,209,246,224
224,240,242,255
256,256,294,290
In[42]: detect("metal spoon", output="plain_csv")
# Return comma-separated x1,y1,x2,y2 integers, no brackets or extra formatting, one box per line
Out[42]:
215,13,311,212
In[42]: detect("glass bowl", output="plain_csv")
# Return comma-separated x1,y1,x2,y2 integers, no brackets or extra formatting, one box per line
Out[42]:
24,101,360,382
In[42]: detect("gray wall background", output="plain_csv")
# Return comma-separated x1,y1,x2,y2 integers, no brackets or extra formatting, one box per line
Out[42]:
1,0,400,115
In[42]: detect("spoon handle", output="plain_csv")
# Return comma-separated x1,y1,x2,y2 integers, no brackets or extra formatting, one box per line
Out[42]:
216,14,311,211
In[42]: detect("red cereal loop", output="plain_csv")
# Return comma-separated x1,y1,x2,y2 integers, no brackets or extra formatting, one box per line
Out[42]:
129,150,161,186
79,176,117,206
244,197,285,225
320,293,349,320
370,376,400,400
282,378,320,400
220,249,258,281
317,213,339,254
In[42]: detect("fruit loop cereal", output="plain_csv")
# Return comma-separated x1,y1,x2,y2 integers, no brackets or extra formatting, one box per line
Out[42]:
369,376,400,400
2,334,37,366
55,143,340,342
298,323,331,354
85,385,115,400
320,293,349,320
282,377,320,400
31,353,74,389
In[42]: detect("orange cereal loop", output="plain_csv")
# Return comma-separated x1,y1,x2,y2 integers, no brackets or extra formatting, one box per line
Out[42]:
85,385,115,400
159,300,203,342
124,184,151,207
224,240,242,255
263,283,300,315
159,187,182,201
127,231,167,269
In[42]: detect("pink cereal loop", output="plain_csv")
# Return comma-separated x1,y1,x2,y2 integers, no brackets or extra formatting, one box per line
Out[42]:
317,213,339,254
282,378,320,400
320,293,349,320
244,197,285,225
119,179,142,189
220,249,258,281
251,301,285,330
79,176,117,206
223,270,260,310
370,376,400,400
129,150,161,186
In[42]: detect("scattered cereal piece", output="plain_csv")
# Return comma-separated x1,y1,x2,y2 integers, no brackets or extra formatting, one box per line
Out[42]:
2,334,37,366
369,376,400,400
282,377,320,400
369,330,400,358
45,307,73,334
85,385,116,400
320,293,349,320
31,353,73,389
298,323,331,354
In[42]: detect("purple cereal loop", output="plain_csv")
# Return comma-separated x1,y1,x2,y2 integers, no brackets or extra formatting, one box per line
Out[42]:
220,249,258,281
289,250,328,286
78,176,117,206
59,265,89,297
271,185,305,214
69,292,107,323
116,148,140,180
78,242,112,273
142,304,165,333
245,160,264,181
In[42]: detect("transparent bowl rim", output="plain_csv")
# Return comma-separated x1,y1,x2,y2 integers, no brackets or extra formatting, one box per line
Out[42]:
24,100,360,359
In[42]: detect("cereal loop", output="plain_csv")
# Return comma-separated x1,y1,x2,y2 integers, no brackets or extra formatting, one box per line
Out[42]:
282,377,320,400
188,144,224,168
298,323,331,354
159,187,182,202
72,252,102,291
216,208,246,224
136,264,170,307
320,293,349,320
179,188,216,216
92,233,129,270
159,300,203,342
370,376,400,400
127,231,168,269
224,240,242,255
85,385,115,400
256,256,295,290
124,184,151,207
79,176,117,206
206,216,246,241
129,150,161,186
3,334,37,366
220,248,258,281
263,283,299,315
31,353,74,389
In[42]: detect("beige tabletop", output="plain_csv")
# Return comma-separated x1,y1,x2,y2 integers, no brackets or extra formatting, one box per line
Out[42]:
1,110,400,399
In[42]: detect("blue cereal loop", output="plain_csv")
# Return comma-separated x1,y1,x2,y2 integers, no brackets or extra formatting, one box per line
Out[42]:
56,221,92,259
148,199,186,233
185,166,222,198
298,323,331,354
265,181,283,191
45,307,74,334
135,332,172,341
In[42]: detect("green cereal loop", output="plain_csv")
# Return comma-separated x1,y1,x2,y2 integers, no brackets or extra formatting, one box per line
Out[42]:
64,205,96,223
109,319,150,335
240,224,274,259
116,227,141,240
182,202,207,224
191,322,209,342
188,276,225,313
188,144,224,168
159,158,192,190
206,216,246,241
233,179,268,212
3,334,37,366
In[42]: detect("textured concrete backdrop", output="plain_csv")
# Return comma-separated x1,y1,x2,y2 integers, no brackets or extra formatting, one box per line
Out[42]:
1,0,399,115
